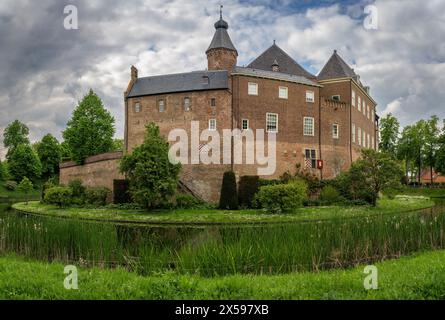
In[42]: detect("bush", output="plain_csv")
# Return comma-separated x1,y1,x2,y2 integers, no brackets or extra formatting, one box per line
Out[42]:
41,177,58,203
219,171,238,210
68,179,86,205
238,176,259,208
4,180,17,191
44,187,73,208
320,185,341,203
253,180,307,213
84,187,110,206
174,194,206,209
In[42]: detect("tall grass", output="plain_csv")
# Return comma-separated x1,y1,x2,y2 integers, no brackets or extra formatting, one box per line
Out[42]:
1,201,445,276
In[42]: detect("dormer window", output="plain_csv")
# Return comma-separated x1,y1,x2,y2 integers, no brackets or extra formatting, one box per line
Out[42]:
202,76,209,85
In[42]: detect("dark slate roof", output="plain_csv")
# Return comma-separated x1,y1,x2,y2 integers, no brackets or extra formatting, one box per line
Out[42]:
317,50,357,80
247,43,315,79
232,67,321,87
206,18,237,53
127,70,229,98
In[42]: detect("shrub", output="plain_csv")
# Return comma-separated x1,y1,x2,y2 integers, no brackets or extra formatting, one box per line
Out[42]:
17,177,33,204
219,171,238,210
174,194,205,209
41,177,58,203
4,180,17,191
238,176,259,208
84,187,110,206
68,179,86,205
320,185,341,203
258,179,282,187
44,187,73,208
254,180,307,213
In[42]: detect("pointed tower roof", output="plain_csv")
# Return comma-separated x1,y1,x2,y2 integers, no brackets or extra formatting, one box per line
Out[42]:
206,7,237,54
317,50,356,80
247,43,315,78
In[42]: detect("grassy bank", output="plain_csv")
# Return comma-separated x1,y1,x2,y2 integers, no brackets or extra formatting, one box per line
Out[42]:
399,187,445,198
0,184,41,201
12,197,435,224
1,249,445,299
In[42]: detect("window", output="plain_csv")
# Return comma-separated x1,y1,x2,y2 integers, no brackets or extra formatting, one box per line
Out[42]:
303,117,315,136
363,101,366,116
305,149,317,169
352,90,356,107
358,127,362,146
306,90,315,103
332,124,339,139
183,97,191,112
332,95,341,101
367,105,370,119
367,134,370,149
362,130,366,147
372,109,375,121
266,113,278,132
211,98,216,107
242,119,249,130
248,82,258,95
158,100,165,112
358,96,361,111
279,86,288,99
209,119,216,131
352,123,356,143
134,102,141,113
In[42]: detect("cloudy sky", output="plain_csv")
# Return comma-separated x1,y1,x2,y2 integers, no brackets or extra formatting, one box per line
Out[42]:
0,0,444,159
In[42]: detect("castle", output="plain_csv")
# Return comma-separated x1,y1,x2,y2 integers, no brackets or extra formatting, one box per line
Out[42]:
60,13,379,203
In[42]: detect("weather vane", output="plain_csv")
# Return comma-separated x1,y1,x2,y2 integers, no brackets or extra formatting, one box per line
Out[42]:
220,5,223,19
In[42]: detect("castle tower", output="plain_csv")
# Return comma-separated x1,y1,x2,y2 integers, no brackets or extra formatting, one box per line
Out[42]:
206,7,238,71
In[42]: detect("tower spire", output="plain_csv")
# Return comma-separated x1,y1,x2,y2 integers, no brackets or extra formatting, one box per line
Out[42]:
220,5,223,19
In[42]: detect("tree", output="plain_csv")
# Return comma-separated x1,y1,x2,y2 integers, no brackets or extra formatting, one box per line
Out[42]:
112,139,124,151
379,113,400,157
120,123,181,209
17,177,34,204
3,120,30,160
8,144,42,182
0,160,7,181
60,141,71,160
397,125,420,183
350,149,403,206
436,119,445,175
422,116,440,184
37,134,62,179
62,89,115,164
219,171,238,210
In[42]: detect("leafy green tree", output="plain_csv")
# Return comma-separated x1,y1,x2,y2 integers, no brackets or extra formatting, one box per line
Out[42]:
17,177,34,204
0,160,7,181
422,116,440,184
436,119,445,175
112,139,124,151
62,89,115,164
8,144,42,182
348,149,403,206
120,123,181,210
37,134,62,179
3,120,30,160
60,141,71,160
397,125,420,182
379,113,400,157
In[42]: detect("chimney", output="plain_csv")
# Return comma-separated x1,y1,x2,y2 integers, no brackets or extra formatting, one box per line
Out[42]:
131,65,138,81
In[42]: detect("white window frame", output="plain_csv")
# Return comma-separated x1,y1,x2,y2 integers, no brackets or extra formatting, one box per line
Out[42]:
306,90,315,103
372,109,375,122
158,99,165,112
134,102,141,113
363,101,366,116
362,130,366,147
266,113,278,133
367,134,370,149
367,105,370,119
209,119,217,131
352,123,356,143
248,82,258,96
351,90,356,107
279,86,288,99
358,127,362,146
358,96,361,112
305,148,317,169
332,123,339,139
184,97,191,112
303,117,315,136
242,119,249,130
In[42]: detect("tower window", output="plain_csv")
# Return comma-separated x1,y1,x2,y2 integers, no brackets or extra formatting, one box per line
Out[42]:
333,124,339,139
211,98,216,107
209,119,217,131
303,117,315,136
266,113,278,133
279,86,288,99
248,82,258,96
158,100,165,112
184,97,191,112
306,91,315,103
242,119,249,130
134,102,141,113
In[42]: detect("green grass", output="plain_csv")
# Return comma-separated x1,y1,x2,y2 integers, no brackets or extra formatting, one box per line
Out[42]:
0,183,41,201
1,249,445,299
399,187,445,198
12,197,435,224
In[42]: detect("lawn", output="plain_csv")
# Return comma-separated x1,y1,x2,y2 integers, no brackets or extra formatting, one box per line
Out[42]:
1,249,445,299
12,196,435,225
399,187,445,198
